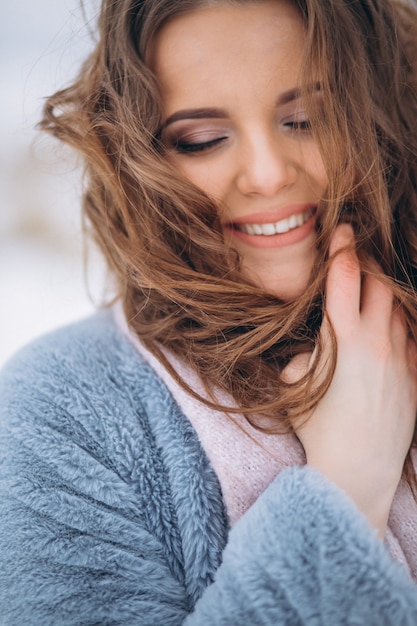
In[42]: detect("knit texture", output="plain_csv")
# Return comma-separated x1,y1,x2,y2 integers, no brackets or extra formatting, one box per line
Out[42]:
1,310,417,625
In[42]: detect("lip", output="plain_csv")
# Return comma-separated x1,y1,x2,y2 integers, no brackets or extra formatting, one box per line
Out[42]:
223,204,317,249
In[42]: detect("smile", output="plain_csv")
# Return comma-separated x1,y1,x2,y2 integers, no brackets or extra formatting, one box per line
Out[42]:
234,208,314,236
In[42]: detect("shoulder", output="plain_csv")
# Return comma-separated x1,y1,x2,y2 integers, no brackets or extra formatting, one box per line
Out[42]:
0,309,164,420
0,310,188,488
0,309,222,510
0,312,228,623
0,308,144,388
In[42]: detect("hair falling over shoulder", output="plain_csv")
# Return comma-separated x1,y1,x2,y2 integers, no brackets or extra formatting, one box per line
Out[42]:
40,0,417,484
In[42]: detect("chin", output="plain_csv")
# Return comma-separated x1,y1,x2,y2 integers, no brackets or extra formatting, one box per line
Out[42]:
235,233,317,301
265,280,310,301
240,266,311,300
242,257,315,302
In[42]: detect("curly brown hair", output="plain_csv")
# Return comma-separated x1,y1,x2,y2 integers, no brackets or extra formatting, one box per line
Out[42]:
40,0,417,485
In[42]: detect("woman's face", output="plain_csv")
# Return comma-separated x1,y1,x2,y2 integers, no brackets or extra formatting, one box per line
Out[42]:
151,0,328,300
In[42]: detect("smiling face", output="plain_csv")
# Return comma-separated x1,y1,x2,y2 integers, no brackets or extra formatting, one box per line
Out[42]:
151,0,328,300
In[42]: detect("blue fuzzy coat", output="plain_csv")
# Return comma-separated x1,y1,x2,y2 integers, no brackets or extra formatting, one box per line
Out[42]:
1,311,417,625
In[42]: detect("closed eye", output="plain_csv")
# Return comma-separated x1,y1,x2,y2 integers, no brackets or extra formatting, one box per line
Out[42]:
173,136,228,154
284,119,312,132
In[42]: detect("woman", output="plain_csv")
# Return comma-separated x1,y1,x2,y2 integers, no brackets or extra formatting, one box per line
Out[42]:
1,0,417,623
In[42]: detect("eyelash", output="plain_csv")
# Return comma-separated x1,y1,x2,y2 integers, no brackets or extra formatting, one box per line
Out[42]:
173,136,228,154
284,119,312,132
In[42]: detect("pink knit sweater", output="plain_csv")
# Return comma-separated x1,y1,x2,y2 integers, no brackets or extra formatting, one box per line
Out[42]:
114,303,417,579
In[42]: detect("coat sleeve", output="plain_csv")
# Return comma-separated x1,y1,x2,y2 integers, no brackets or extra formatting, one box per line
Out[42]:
186,467,417,625
1,333,417,626
0,334,194,626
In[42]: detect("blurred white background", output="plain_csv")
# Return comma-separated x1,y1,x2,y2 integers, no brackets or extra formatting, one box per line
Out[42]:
0,0,107,366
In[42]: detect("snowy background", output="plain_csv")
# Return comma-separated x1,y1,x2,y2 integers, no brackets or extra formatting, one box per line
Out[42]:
0,0,107,366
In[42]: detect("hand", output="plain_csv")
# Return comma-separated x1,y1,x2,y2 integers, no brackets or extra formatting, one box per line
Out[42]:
285,223,417,536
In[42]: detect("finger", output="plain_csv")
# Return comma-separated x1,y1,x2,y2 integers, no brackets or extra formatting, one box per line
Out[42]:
281,352,312,384
326,223,361,331
361,272,393,332
391,306,409,352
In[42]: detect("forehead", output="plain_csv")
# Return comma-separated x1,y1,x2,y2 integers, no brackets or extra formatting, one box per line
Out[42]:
150,0,306,111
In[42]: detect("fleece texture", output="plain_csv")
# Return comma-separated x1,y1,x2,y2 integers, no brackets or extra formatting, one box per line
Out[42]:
115,302,417,576
1,310,417,625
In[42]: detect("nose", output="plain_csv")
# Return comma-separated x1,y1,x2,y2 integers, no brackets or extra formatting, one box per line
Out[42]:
236,130,298,197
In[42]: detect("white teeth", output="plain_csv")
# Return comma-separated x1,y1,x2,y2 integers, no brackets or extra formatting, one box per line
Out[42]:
275,219,288,234
288,214,298,229
261,223,276,235
236,208,313,236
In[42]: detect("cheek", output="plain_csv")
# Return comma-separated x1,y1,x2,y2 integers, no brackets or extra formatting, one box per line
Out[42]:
168,155,230,202
304,145,328,191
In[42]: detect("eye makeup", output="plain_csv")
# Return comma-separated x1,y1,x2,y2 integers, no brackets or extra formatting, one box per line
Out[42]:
161,122,231,154
159,86,323,154
279,92,323,135
282,112,312,133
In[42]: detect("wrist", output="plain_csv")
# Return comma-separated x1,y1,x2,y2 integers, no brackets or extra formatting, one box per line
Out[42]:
305,459,397,538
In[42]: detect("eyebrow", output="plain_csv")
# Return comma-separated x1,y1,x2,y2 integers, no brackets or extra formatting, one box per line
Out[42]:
276,82,321,105
162,83,321,128
163,108,227,128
